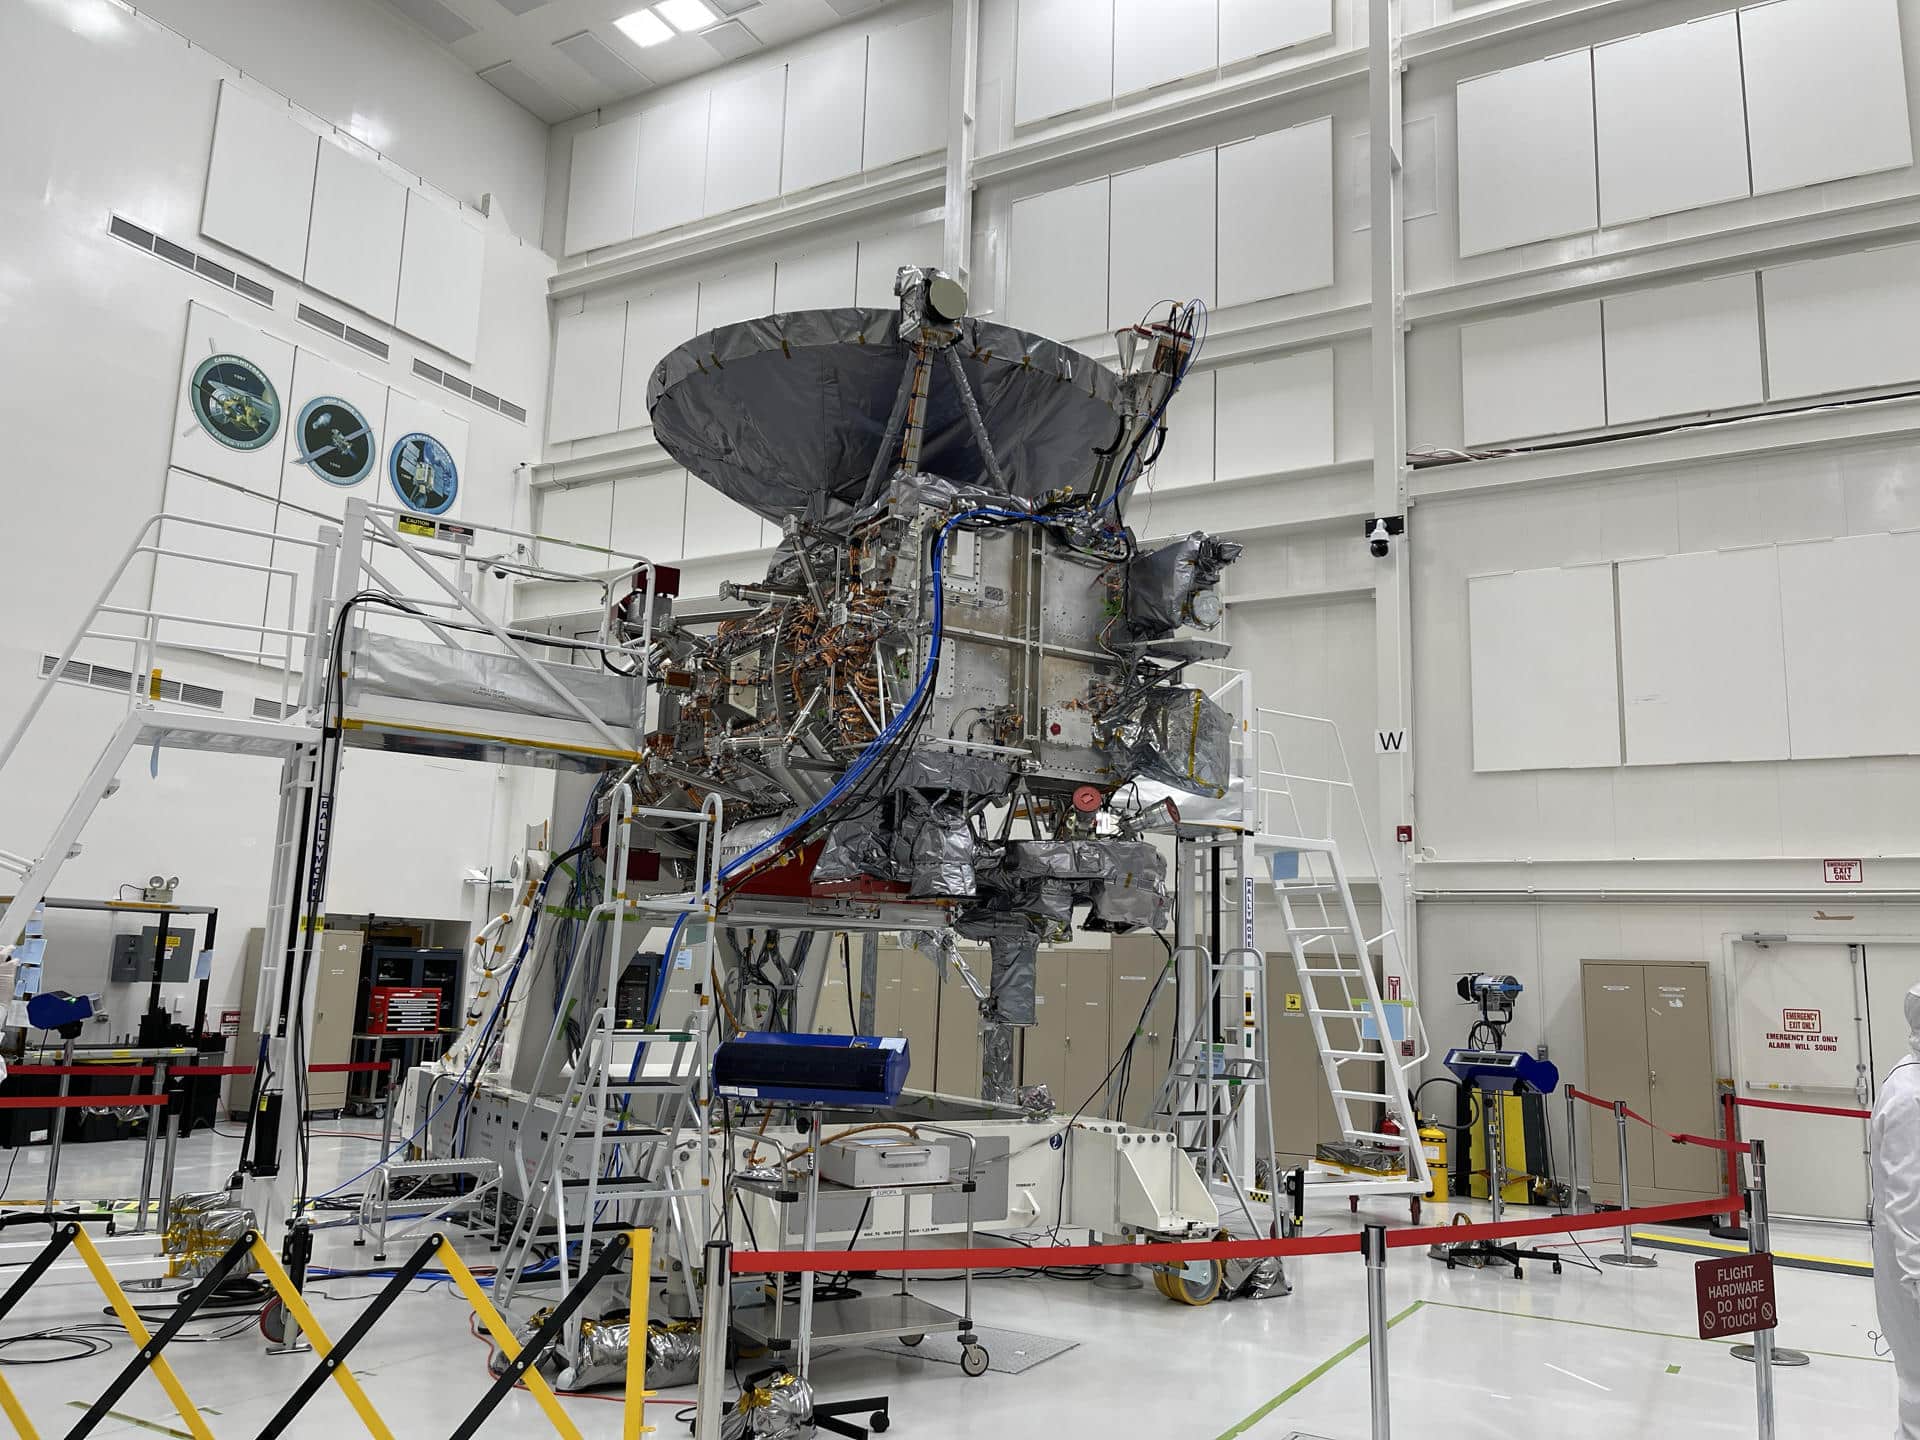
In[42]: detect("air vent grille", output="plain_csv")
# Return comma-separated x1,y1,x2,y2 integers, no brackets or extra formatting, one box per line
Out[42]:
40,655,224,711
343,324,390,360
298,304,346,338
108,214,273,308
253,697,295,720
413,359,444,384
409,358,527,425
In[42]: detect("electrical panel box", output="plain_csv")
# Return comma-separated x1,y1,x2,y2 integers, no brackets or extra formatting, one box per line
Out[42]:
109,926,195,984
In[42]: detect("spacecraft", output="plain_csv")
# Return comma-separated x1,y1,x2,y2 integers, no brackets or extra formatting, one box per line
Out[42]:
611,267,1242,1097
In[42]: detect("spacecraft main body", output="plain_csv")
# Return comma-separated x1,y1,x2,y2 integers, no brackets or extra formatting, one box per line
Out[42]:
615,269,1241,1098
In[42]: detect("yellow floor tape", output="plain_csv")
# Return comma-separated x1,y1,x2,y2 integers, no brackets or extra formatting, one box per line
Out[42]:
1633,1230,1872,1276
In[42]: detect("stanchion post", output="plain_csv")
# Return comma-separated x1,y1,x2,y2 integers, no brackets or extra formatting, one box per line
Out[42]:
157,1111,181,1237
1600,1099,1658,1268
379,1065,398,1160
43,1036,75,1212
1562,1086,1582,1215
693,1241,732,1440
135,1060,168,1234
1712,1091,1750,1241
1363,1223,1391,1440
1750,1137,1776,1440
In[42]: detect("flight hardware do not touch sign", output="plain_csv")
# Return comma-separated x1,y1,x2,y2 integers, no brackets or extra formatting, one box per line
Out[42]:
1695,1253,1777,1339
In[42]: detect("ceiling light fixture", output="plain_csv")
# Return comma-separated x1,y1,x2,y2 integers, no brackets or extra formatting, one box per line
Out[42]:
656,0,720,32
612,7,674,46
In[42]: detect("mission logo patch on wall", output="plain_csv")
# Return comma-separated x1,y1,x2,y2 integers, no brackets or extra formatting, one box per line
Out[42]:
295,396,375,485
388,431,458,515
190,353,281,450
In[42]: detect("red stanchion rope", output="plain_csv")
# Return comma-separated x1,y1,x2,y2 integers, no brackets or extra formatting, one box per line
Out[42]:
0,1094,167,1110
6,1065,155,1077
1734,1094,1870,1121
1567,1085,1748,1153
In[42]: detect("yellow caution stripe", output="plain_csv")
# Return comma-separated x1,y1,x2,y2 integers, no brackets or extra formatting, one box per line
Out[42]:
1632,1230,1871,1277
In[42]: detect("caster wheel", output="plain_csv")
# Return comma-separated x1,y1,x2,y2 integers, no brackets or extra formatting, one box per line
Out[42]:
1512,1267,1524,1279
1349,1196,1359,1214
871,1413,890,1433
1552,1261,1563,1275
960,1345,989,1378
259,1298,294,1345
1410,1198,1422,1225
899,1334,923,1347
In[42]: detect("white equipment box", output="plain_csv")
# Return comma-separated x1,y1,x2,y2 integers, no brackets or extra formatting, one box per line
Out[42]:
819,1136,951,1189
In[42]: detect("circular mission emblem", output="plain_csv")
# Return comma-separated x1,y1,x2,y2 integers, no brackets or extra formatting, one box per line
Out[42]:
190,354,281,450
294,396,375,486
388,432,458,515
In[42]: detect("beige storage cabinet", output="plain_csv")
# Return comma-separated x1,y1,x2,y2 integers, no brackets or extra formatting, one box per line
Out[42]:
1581,960,1719,1205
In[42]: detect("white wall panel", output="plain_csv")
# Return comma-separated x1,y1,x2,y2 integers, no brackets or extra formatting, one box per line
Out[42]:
1007,179,1110,342
865,11,949,170
775,244,859,311
1779,532,1920,759
1215,349,1334,479
1113,0,1217,98
618,284,701,431
538,481,613,568
682,479,765,558
565,115,641,255
394,189,485,361
1741,0,1914,195
705,66,787,216
1148,371,1215,490
383,390,468,521
1593,15,1750,226
1619,548,1790,765
153,469,275,656
547,302,627,444
1460,300,1605,445
1109,150,1215,326
783,35,866,194
1469,565,1621,772
1217,118,1333,307
1603,273,1763,424
698,265,777,331
1015,0,1114,126
1762,243,1920,400
171,301,295,495
304,140,406,322
612,469,689,561
636,92,712,235
279,348,388,520
201,80,317,278
1221,0,1330,65
1455,51,1598,257
856,219,944,307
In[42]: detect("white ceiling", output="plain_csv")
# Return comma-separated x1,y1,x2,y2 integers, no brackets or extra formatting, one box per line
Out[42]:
379,0,899,123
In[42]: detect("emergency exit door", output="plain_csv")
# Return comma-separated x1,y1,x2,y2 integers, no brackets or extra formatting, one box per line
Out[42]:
1582,961,1718,1205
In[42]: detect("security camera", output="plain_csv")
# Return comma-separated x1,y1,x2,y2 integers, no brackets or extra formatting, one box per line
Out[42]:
1363,515,1405,559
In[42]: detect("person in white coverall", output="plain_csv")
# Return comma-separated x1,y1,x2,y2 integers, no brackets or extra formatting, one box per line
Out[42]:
1872,982,1920,1438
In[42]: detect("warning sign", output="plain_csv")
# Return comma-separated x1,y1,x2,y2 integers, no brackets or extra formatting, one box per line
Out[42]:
1782,1008,1821,1034
1695,1253,1777,1339
1285,993,1303,1013
1764,1015,1840,1056
1824,859,1864,884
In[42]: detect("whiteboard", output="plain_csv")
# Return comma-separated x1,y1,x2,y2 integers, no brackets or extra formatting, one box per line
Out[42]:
783,35,866,195
1468,565,1621,772
1593,14,1750,226
1215,349,1334,480
1741,0,1914,196
1148,370,1215,491
776,244,859,311
865,11,949,170
618,284,700,431
1778,532,1920,759
1221,0,1330,65
201,80,317,279
1460,299,1605,445
1109,150,1215,328
394,190,485,362
547,302,627,444
1113,0,1217,98
1015,0,1114,126
1217,118,1333,307
1455,51,1598,256
612,469,689,562
682,480,765,559
1761,243,1920,400
565,115,641,254
636,92,712,236
305,140,406,322
698,265,777,332
1007,179,1110,343
705,66,787,216
1603,273,1763,424
1618,548,1790,765
855,219,944,307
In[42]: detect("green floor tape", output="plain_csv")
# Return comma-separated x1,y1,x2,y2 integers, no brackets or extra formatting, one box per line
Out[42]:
1424,1299,1888,1364
63,1402,219,1438
1213,1300,1428,1440
1666,1364,1682,1375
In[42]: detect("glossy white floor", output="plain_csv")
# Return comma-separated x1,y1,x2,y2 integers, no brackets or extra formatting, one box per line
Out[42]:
0,1123,1895,1439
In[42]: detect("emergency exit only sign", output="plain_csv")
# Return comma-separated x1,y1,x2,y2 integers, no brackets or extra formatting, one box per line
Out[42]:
1695,1253,1777,1339
1824,858,1864,884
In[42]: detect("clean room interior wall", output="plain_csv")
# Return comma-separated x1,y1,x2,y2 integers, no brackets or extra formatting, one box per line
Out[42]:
0,0,555,1026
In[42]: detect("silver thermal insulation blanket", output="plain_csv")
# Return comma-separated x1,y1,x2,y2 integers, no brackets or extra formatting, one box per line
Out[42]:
163,1192,257,1280
646,308,1125,520
889,747,1013,795
1113,687,1234,799
910,813,978,898
957,919,1040,1027
349,633,643,728
1088,841,1169,931
1124,533,1243,640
